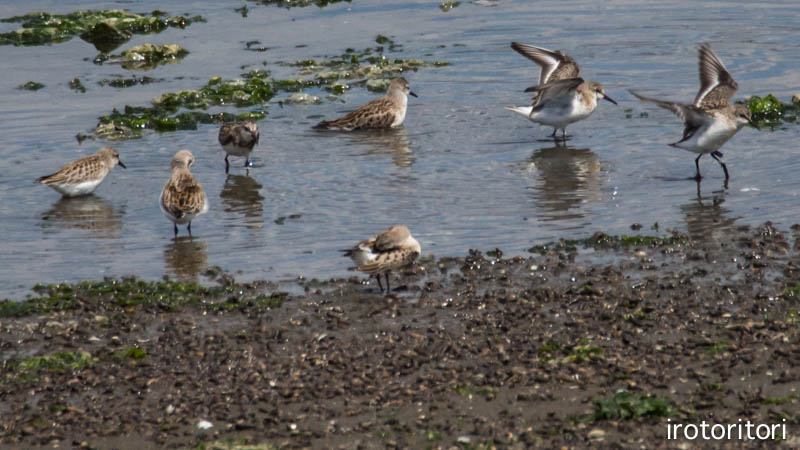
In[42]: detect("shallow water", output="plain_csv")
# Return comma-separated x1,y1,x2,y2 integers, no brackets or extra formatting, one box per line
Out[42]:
1,0,800,299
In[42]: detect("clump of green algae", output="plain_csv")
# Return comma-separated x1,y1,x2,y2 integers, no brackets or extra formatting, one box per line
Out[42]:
741,94,800,128
0,277,286,318
0,10,203,50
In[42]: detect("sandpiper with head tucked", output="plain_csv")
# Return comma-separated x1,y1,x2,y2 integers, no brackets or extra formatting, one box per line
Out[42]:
160,150,208,237
218,121,259,173
505,42,617,140
314,77,417,131
630,43,758,182
36,147,126,197
340,224,421,293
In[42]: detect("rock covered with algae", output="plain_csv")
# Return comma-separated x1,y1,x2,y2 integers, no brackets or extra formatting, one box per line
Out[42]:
0,10,204,50
93,43,189,70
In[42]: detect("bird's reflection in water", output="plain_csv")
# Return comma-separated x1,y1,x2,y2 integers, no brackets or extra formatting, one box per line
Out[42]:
681,182,738,241
40,195,122,237
350,127,415,168
523,143,603,221
164,237,208,282
220,173,265,229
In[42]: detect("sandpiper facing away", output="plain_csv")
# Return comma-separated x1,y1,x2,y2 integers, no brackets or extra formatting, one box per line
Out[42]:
314,77,417,131
630,43,758,182
160,150,208,237
341,224,421,293
36,147,126,197
218,121,259,173
505,42,617,140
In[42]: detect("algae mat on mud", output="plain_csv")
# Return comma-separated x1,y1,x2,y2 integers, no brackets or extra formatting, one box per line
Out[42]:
0,10,203,51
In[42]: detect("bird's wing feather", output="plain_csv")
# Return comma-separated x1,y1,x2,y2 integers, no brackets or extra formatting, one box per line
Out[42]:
694,43,738,108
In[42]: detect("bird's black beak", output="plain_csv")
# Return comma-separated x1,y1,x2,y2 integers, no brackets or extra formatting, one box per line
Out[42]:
748,119,760,131
602,94,618,105
523,85,538,93
409,91,418,98
118,160,127,169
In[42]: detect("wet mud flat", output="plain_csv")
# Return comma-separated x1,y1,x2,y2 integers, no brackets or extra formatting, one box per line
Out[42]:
2,223,800,449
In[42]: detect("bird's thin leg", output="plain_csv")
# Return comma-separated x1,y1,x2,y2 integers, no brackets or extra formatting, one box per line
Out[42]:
710,152,729,181
562,128,567,141
376,275,384,292
244,156,250,168
225,155,230,174
550,128,558,138
173,223,178,238
385,273,391,293
694,154,703,181
188,222,192,237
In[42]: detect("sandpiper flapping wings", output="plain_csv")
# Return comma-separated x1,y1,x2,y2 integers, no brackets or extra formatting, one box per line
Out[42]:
218,120,259,173
630,43,758,182
314,77,417,131
160,150,208,237
505,43,616,140
37,147,126,197
340,224,421,294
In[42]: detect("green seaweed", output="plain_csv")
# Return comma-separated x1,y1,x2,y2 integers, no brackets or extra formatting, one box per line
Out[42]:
5,352,93,382
99,75,159,88
0,278,234,317
0,10,204,48
440,1,461,11
592,391,676,421
94,43,188,70
113,347,147,360
69,77,86,93
17,81,45,91
529,232,688,254
246,0,352,8
745,94,784,126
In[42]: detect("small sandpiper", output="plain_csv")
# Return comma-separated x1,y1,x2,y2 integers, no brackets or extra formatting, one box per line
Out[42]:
218,121,259,173
630,43,758,182
340,224,421,293
160,150,208,237
505,42,617,140
314,77,417,131
36,147,126,197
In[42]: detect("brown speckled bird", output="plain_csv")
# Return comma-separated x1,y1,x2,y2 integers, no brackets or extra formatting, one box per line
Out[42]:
159,150,208,237
37,147,126,197
218,121,259,173
340,224,421,293
314,77,417,131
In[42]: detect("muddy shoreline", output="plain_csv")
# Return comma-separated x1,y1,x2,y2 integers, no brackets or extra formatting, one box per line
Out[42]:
2,223,800,449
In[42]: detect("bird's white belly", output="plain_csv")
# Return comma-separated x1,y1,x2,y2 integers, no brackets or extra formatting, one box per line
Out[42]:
52,179,103,197
530,94,594,128
675,119,738,154
391,97,408,127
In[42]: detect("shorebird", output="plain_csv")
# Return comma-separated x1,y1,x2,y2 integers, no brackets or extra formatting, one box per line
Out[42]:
340,224,421,293
36,147,126,197
505,42,617,140
314,77,417,131
160,150,208,237
218,121,259,173
629,43,758,182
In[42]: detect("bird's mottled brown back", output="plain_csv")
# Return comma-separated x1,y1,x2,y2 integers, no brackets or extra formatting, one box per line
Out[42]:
37,153,107,185
161,171,206,219
356,248,419,275
322,97,397,130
